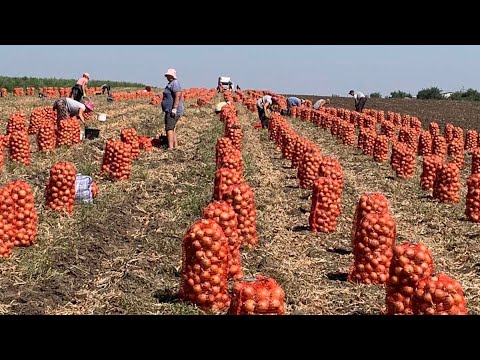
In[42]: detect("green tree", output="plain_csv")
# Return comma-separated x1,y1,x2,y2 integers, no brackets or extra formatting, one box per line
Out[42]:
449,88,480,101
370,92,382,98
0,75,146,92
390,90,412,99
417,86,443,100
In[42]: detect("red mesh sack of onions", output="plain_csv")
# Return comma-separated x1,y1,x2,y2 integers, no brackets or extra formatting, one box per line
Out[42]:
225,124,243,153
213,167,244,201
466,173,480,222
432,162,461,204
412,273,467,315
350,192,390,245
45,161,76,214
420,155,444,191
9,131,31,166
215,137,234,168
179,218,231,313
37,121,57,152
218,148,243,174
202,200,244,280
29,106,56,135
6,112,28,135
8,180,38,248
0,180,39,256
100,140,133,181
348,211,396,285
309,176,342,233
465,129,478,152
56,118,81,146
0,134,9,149
297,147,322,189
137,136,154,152
228,275,286,315
120,128,140,160
418,130,432,156
280,129,299,161
385,242,434,314
221,181,258,249
291,138,313,169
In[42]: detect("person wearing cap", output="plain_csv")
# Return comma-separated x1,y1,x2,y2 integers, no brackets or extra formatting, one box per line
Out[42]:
52,96,95,126
161,68,184,150
256,95,277,129
349,90,367,113
313,98,330,110
214,101,231,114
70,73,90,102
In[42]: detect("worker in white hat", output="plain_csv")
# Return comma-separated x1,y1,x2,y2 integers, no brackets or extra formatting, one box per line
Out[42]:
214,101,231,114
161,68,184,150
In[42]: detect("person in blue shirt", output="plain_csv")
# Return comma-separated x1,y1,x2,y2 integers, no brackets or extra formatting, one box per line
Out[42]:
161,68,184,150
285,96,305,115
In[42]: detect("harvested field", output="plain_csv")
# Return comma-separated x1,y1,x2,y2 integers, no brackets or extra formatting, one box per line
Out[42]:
290,95,480,132
0,92,478,314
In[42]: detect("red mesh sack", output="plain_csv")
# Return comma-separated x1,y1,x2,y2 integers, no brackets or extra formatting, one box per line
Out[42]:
385,242,434,314
412,274,467,315
202,200,243,280
228,275,286,315
179,218,230,313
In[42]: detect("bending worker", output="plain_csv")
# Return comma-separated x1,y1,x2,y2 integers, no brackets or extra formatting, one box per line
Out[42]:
286,96,305,115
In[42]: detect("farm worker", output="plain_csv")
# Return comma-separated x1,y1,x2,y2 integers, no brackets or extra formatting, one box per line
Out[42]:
286,96,305,115
161,68,184,150
101,84,111,96
70,73,90,102
215,101,231,114
52,97,95,126
145,86,152,92
313,98,330,109
256,95,279,129
349,90,367,113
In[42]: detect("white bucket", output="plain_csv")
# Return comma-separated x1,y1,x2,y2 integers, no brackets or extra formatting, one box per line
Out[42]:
98,113,107,122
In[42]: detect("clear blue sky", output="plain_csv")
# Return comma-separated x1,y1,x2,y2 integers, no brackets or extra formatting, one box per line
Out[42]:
0,45,478,96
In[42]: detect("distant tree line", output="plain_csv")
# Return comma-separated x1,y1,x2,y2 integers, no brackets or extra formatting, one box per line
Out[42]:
368,86,480,101
0,75,146,92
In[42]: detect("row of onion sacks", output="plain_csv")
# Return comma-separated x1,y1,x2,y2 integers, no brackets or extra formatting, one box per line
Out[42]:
179,218,285,315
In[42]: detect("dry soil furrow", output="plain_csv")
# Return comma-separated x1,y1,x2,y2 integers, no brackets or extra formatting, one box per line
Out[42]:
237,106,385,314
286,115,480,314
